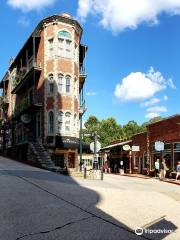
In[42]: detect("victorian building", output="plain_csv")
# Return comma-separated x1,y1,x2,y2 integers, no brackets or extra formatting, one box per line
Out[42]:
0,13,87,170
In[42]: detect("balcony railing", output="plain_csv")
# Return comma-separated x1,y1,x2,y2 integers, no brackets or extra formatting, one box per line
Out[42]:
13,60,41,90
79,100,87,116
80,64,86,75
13,93,41,118
3,96,9,104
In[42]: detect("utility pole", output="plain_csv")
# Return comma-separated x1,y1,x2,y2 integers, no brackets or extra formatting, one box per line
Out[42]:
93,131,99,169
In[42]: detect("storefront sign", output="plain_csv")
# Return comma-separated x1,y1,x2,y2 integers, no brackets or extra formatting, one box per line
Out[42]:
21,114,31,124
123,145,131,151
155,141,164,151
132,145,140,152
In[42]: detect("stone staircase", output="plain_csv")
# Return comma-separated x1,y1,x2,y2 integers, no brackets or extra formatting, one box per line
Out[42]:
28,142,58,171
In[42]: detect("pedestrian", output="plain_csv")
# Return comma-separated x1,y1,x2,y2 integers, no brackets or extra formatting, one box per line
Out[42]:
154,158,160,178
176,162,180,181
160,158,169,179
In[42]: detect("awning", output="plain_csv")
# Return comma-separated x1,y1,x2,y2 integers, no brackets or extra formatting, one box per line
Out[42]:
101,140,132,150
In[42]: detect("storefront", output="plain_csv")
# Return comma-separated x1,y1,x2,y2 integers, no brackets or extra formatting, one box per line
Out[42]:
101,114,180,175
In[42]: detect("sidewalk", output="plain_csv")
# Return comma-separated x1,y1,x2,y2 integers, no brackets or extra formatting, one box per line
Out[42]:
113,173,180,185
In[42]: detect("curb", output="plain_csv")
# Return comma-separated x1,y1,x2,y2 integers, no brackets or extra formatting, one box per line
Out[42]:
122,174,151,179
160,179,180,186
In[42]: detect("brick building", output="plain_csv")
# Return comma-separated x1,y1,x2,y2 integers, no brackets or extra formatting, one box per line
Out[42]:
0,13,88,170
101,114,180,175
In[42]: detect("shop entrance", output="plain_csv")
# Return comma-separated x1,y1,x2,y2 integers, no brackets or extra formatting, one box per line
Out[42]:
68,152,75,168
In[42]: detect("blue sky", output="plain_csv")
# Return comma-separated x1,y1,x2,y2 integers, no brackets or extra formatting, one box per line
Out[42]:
0,0,180,125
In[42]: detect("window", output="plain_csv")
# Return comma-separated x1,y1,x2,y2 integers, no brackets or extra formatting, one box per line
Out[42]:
48,111,54,134
58,38,64,57
48,74,54,94
65,112,71,132
66,75,71,93
57,31,72,58
74,78,77,97
174,143,180,169
75,44,79,63
48,39,54,58
58,74,63,93
57,111,63,132
66,39,72,58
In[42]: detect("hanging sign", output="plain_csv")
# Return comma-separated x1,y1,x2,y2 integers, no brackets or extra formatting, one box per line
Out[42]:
132,145,140,152
155,141,164,151
123,145,131,151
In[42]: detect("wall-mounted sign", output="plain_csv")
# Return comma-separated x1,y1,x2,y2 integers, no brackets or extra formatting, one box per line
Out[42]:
90,141,101,152
21,114,31,124
132,145,140,152
123,145,131,151
155,141,164,151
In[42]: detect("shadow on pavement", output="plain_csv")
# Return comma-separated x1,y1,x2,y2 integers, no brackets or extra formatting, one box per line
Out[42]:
0,162,178,240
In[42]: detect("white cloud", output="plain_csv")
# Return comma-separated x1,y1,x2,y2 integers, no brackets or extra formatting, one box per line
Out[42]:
147,106,167,113
145,112,160,119
141,98,160,107
145,105,167,119
86,92,97,96
163,95,168,101
7,0,56,11
77,0,180,33
114,67,175,102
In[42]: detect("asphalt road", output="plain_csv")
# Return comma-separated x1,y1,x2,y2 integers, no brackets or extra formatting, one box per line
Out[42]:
0,156,180,240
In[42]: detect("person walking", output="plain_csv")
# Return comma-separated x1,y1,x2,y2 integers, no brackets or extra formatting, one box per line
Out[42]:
154,158,160,178
160,158,169,179
176,162,180,181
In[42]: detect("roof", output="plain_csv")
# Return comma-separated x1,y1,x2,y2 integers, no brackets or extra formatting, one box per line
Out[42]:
147,114,180,127
101,140,132,150
8,14,83,70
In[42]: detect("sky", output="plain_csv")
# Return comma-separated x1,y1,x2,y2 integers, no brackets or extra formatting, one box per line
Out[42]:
0,0,180,125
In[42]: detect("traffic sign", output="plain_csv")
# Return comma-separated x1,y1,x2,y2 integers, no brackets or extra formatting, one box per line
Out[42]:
90,141,101,152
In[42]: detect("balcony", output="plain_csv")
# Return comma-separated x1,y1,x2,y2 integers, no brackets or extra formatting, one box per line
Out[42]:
79,100,87,116
3,96,9,104
13,93,42,119
79,44,87,91
12,60,41,94
79,65,87,90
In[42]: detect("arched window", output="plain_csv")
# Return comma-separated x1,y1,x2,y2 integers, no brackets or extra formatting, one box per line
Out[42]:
58,30,72,58
74,77,77,97
58,74,63,93
48,111,54,134
48,38,54,58
65,112,71,132
48,74,54,94
57,111,63,132
66,75,71,93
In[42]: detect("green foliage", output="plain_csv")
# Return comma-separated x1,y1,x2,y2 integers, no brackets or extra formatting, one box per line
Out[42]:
83,115,163,147
13,97,29,117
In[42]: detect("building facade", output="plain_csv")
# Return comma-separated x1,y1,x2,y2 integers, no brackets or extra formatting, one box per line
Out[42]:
100,114,180,176
0,13,87,169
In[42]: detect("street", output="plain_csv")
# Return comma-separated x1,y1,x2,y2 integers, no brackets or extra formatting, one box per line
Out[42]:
0,157,180,240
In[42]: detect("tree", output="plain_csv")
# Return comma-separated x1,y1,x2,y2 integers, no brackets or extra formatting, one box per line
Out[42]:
83,116,124,147
99,117,124,147
123,120,142,138
83,115,100,144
